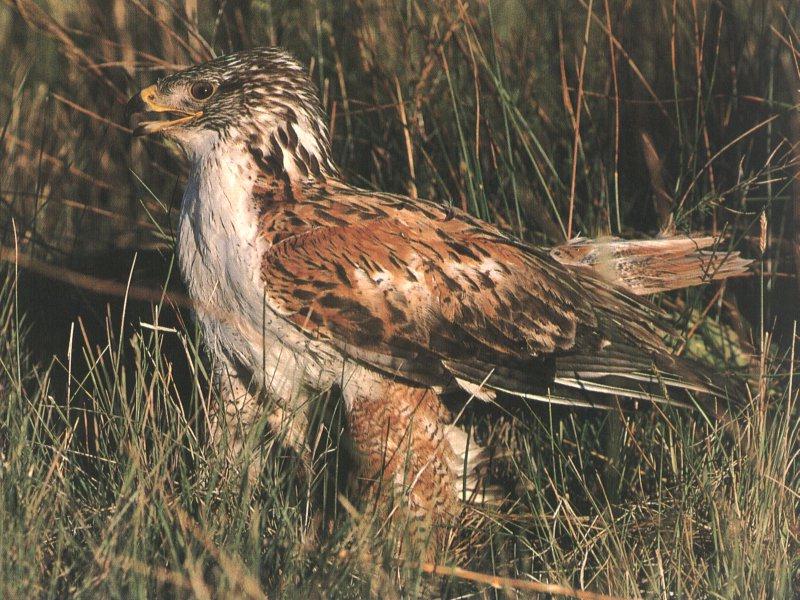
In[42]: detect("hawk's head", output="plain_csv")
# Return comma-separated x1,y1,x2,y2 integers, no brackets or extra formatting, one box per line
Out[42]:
127,48,336,177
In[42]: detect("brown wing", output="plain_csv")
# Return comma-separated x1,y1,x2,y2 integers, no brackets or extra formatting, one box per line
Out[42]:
265,215,585,355
257,187,714,406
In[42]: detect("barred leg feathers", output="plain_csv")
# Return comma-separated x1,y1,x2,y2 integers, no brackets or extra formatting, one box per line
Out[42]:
342,377,503,544
443,423,502,505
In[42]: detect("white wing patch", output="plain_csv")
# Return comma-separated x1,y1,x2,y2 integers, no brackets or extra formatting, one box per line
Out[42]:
455,377,497,402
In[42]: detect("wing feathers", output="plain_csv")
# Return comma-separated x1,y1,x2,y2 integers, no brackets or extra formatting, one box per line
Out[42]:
256,183,744,410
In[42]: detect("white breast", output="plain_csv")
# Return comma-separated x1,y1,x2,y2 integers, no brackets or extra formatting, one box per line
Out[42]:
176,143,340,400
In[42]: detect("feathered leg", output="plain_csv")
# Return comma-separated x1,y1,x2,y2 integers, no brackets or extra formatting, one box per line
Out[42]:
343,376,491,559
209,355,311,484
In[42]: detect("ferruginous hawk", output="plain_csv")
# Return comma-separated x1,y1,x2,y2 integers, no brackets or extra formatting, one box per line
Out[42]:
127,48,749,550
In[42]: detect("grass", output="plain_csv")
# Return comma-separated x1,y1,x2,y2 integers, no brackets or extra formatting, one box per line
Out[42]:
0,0,798,597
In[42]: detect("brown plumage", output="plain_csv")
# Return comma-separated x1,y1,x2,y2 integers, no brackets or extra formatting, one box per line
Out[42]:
551,235,753,295
127,48,751,555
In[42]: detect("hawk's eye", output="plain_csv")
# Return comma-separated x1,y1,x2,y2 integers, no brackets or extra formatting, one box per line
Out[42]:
190,81,214,100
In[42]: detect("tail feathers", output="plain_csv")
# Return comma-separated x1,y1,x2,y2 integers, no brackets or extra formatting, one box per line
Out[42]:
550,235,752,295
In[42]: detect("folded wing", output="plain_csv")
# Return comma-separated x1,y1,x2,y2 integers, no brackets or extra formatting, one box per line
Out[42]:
260,195,732,408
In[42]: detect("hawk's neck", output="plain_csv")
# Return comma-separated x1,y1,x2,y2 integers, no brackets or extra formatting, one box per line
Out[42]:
236,111,338,184
184,118,346,251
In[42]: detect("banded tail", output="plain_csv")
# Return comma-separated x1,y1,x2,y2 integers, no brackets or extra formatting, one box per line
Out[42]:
550,235,752,296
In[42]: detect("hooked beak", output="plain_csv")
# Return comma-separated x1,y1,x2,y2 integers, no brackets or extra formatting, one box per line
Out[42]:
126,85,201,137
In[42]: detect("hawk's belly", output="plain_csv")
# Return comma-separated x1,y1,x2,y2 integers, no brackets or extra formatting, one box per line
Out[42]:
176,153,343,401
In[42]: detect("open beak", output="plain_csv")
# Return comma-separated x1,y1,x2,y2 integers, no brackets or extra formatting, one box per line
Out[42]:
126,84,201,137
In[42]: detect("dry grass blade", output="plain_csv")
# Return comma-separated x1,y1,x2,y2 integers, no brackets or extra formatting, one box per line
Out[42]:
8,0,126,100
413,561,634,600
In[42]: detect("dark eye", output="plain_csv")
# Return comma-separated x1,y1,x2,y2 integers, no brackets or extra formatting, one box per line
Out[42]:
190,81,214,100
